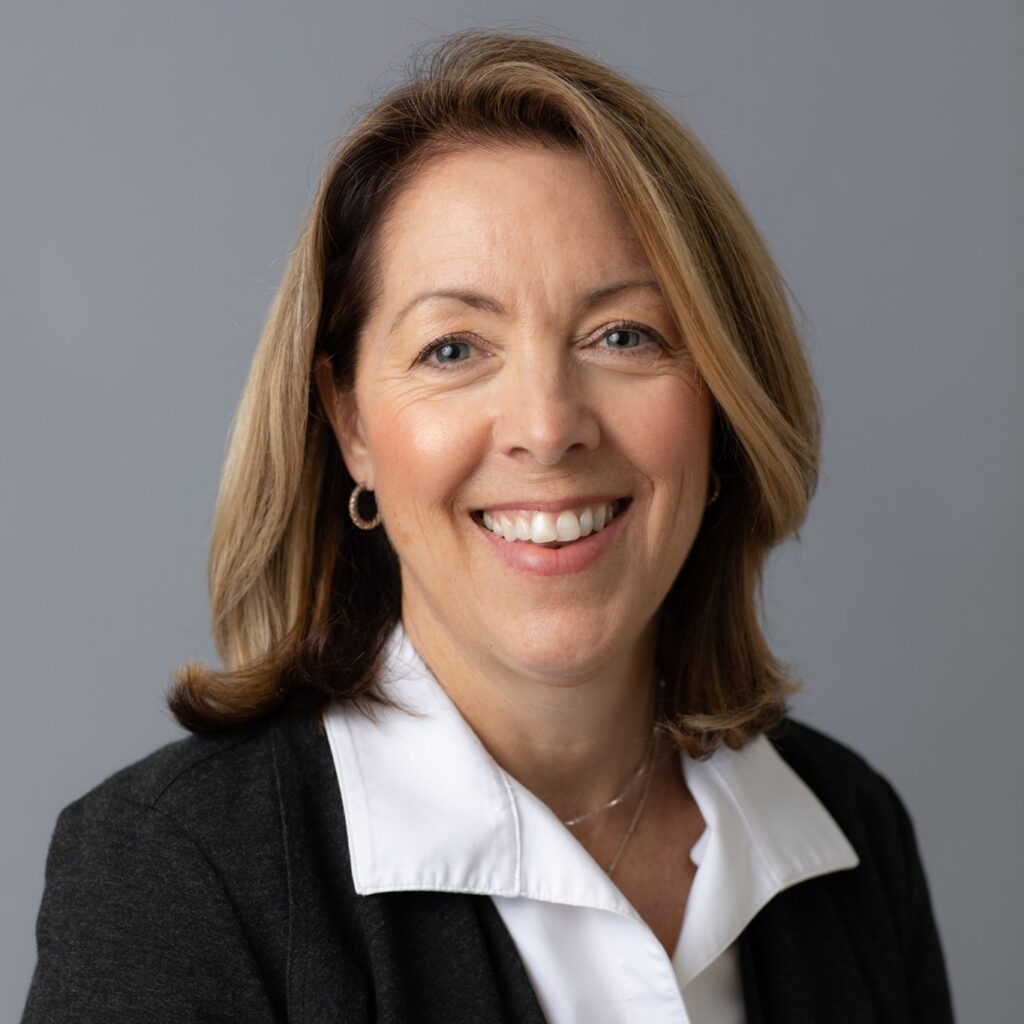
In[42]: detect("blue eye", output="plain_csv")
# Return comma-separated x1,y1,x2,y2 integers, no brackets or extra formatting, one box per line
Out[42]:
603,328,643,349
419,338,472,366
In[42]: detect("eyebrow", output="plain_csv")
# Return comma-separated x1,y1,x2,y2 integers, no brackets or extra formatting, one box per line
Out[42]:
386,278,664,338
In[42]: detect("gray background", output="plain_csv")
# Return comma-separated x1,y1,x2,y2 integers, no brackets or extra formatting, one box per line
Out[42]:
2,2,1019,1019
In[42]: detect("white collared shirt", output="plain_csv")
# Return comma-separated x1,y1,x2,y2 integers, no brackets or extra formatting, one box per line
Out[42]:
324,622,859,1024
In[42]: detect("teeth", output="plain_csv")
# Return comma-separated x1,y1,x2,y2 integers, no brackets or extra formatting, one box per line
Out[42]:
529,513,558,543
555,511,582,542
478,501,623,545
579,507,593,535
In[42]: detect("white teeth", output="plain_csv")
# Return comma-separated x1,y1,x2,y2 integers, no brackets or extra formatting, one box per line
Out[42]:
555,511,582,542
477,500,624,544
578,507,593,536
529,512,558,543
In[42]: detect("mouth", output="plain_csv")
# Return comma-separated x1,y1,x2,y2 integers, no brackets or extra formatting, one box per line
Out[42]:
469,497,632,549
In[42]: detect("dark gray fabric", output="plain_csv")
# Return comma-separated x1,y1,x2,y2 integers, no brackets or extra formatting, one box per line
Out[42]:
20,708,954,1022
737,719,954,1023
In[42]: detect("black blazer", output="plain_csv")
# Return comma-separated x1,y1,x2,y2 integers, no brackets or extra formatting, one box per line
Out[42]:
21,707,954,1023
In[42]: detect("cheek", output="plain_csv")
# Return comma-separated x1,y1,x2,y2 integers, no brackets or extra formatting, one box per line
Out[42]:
614,378,712,484
367,401,483,546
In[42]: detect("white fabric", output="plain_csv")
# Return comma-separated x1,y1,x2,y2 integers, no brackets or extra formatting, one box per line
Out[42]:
324,621,860,1023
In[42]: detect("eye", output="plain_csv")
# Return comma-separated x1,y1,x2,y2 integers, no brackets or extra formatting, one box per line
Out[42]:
597,321,665,353
603,327,643,350
415,336,475,368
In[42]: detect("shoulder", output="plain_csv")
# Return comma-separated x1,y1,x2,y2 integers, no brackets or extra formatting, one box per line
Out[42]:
44,708,317,894
25,713,304,1021
767,715,888,791
42,715,274,882
765,716,929,914
766,716,914,839
60,713,281,836
744,720,954,1018
32,711,315,962
767,716,907,812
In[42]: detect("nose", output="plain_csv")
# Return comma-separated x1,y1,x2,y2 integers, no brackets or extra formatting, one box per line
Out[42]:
492,349,601,467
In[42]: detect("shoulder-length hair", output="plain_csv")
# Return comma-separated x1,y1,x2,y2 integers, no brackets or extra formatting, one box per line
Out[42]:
167,28,820,757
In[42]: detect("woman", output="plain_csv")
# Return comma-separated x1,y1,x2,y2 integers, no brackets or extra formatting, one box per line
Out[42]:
22,28,954,1023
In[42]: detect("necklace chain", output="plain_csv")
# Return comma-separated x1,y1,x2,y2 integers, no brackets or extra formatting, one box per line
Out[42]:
558,723,658,827
556,676,667,878
606,737,658,878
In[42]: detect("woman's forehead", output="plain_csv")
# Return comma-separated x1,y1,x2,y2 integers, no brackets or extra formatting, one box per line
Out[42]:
371,146,654,310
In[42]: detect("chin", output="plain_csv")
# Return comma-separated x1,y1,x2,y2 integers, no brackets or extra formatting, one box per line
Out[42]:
493,610,633,680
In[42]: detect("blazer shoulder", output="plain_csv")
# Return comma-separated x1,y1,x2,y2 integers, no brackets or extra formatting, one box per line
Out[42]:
61,711,289,838
766,716,918,856
768,716,885,787
758,721,954,1020
25,715,297,1023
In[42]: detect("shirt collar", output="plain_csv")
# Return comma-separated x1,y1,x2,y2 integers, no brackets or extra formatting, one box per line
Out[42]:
676,720,860,983
324,620,859,981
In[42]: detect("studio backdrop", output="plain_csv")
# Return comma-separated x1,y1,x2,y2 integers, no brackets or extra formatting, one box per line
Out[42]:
2,4,1020,1022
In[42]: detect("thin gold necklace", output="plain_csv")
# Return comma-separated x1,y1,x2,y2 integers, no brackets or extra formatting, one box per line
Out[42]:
606,738,658,878
558,724,658,828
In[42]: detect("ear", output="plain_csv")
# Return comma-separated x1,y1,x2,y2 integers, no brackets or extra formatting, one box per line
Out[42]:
313,353,375,489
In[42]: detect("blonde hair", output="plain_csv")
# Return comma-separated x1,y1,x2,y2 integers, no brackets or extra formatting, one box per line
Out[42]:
167,27,820,757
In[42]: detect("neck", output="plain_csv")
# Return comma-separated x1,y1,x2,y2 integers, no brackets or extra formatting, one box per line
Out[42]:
401,606,662,823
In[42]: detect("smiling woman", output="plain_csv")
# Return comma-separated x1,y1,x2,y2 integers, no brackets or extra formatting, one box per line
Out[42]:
312,143,715,693
22,27,953,1024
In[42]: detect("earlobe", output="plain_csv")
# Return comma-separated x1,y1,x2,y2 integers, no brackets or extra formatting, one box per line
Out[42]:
312,354,374,488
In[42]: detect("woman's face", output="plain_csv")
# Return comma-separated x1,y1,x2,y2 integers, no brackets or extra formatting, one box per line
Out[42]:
316,143,713,683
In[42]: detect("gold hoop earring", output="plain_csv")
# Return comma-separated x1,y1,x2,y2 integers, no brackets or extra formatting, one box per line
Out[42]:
348,481,381,530
706,470,721,507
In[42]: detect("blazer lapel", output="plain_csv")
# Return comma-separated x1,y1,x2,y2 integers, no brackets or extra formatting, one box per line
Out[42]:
284,707,549,1023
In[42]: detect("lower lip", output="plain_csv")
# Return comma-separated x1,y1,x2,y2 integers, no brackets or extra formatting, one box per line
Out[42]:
472,504,630,577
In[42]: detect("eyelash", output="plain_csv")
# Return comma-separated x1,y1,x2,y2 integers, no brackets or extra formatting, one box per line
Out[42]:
413,320,667,371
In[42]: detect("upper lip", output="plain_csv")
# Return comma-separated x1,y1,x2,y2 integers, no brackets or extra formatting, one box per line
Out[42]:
474,495,630,514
